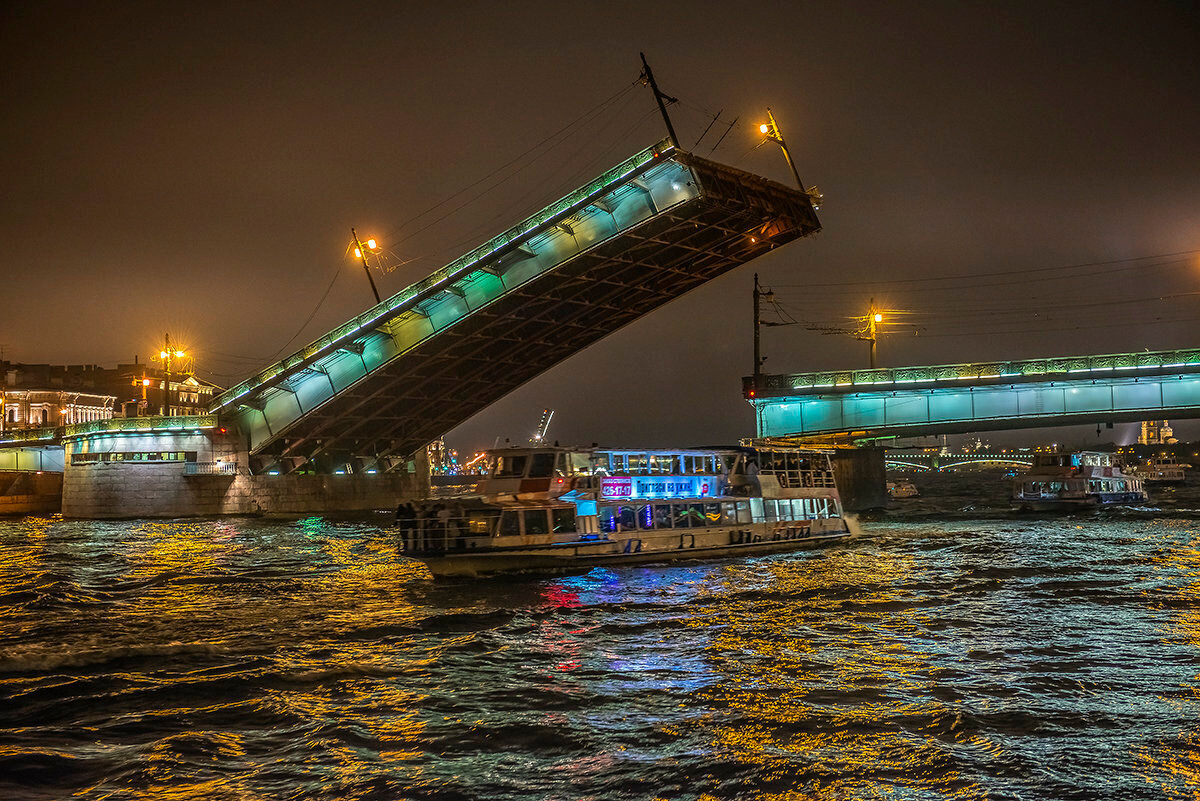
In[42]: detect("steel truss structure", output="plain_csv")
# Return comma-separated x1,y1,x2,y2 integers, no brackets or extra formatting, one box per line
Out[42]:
211,139,821,473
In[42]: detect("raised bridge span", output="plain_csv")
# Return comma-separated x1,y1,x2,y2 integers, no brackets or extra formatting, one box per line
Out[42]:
748,347,1200,441
211,138,821,473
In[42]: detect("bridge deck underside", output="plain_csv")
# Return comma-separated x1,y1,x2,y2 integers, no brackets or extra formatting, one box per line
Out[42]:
755,372,1200,439
236,153,818,471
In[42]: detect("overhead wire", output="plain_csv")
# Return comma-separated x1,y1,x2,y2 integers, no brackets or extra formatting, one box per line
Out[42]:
771,249,1200,289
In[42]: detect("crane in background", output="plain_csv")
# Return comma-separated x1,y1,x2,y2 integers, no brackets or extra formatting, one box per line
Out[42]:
530,409,555,445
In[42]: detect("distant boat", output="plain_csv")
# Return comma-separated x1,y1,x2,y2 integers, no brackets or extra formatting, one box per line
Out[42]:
1013,451,1147,511
1125,456,1187,485
887,480,919,499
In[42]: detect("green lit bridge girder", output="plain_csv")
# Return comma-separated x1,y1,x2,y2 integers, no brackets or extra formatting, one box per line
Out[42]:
211,138,821,472
748,348,1200,440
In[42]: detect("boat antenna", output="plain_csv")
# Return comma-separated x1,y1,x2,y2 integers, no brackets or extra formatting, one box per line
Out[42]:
639,53,679,149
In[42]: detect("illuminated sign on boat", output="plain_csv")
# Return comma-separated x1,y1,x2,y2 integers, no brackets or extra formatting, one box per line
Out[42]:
600,475,715,499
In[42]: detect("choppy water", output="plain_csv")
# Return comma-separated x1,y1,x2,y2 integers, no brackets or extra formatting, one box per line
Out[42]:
3,472,1200,800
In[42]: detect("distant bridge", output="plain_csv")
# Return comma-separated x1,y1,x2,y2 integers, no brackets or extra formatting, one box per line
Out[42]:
748,348,1200,441
210,138,821,473
884,452,1034,472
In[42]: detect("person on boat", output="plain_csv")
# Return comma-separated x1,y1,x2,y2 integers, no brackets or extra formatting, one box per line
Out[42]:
395,502,416,550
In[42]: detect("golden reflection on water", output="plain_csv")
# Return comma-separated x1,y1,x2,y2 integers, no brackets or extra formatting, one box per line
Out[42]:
690,549,991,800
1135,520,1200,799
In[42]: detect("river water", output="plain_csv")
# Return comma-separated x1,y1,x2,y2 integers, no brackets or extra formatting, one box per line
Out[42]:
2,472,1199,800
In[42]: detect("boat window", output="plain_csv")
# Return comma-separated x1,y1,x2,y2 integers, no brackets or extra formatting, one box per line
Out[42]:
618,505,637,531
494,455,527,478
598,506,618,533
529,452,556,478
574,453,596,474
637,504,654,530
673,504,692,528
735,501,751,523
749,497,764,523
654,504,673,529
499,510,521,536
524,509,549,536
555,453,568,476
628,454,647,473
764,499,778,523
705,503,722,525
551,507,575,533
467,511,498,535
689,503,706,527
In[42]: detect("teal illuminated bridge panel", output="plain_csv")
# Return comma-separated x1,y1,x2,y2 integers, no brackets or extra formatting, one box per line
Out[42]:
211,139,821,471
748,348,1200,438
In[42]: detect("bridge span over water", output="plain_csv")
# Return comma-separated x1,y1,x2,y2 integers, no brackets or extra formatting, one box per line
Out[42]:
209,138,821,473
748,347,1200,442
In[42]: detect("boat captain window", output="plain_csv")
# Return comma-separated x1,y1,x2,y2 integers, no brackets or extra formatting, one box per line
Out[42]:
551,507,574,533
524,509,549,536
499,510,521,536
528,452,556,478
494,455,527,478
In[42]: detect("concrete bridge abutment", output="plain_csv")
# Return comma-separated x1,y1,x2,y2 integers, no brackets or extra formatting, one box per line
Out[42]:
830,447,888,512
60,417,429,519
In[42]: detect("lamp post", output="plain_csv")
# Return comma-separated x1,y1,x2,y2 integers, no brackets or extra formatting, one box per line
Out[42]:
759,108,807,194
857,298,883,369
158,333,185,416
351,228,382,304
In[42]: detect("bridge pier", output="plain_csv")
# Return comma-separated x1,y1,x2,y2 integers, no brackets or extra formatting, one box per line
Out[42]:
60,416,429,519
829,447,888,512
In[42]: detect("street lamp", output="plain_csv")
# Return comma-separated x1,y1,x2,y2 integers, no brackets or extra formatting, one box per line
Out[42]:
351,228,382,304
758,108,820,209
157,333,186,416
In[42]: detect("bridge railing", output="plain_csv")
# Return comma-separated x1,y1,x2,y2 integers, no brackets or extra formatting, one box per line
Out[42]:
212,137,677,413
751,346,1200,396
63,415,219,439
0,426,60,446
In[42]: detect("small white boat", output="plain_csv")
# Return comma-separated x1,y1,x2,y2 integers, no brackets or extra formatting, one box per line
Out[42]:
1013,451,1147,511
887,480,919,499
400,444,853,577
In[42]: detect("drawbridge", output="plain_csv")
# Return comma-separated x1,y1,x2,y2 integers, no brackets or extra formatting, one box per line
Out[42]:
211,137,822,473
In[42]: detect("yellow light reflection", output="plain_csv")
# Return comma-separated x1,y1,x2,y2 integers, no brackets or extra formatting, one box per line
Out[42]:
1135,520,1200,798
686,549,992,799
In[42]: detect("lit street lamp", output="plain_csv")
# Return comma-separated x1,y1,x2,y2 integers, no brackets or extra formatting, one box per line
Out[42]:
759,108,821,209
157,333,186,416
351,228,382,304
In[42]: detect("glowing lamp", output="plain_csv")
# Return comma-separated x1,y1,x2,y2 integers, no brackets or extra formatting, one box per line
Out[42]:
142,379,151,386
759,123,770,134
366,238,377,249
874,313,883,323
159,350,168,359
353,247,362,258
174,350,185,358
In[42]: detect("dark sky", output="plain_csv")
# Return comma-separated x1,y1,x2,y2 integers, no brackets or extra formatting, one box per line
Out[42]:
3,1,1198,452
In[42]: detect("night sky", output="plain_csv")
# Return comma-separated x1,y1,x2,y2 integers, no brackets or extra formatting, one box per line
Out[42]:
3,2,1198,452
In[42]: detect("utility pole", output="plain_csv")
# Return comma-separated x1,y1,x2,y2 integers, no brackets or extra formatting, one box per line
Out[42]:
753,273,774,385
639,53,679,148
161,332,172,416
351,228,382,304
865,298,882,369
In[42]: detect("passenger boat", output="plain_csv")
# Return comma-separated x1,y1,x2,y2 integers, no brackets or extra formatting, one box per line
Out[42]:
1012,451,1148,511
399,444,853,577
1125,455,1187,484
887,480,919,499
